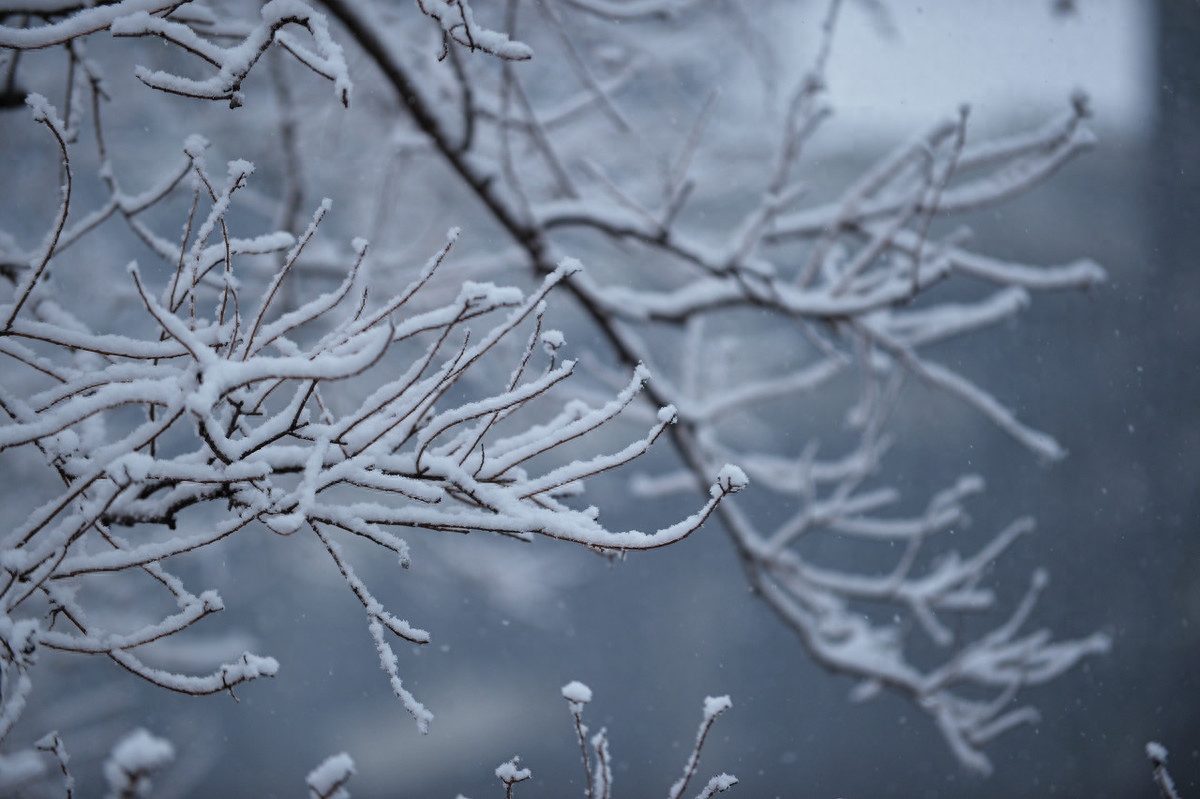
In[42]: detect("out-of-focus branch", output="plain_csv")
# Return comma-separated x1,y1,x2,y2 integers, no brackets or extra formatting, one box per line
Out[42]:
1147,742,1185,799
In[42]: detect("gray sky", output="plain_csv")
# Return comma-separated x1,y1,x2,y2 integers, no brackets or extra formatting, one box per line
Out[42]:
798,0,1152,144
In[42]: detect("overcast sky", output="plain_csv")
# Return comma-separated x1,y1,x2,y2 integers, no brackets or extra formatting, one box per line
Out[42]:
794,0,1152,144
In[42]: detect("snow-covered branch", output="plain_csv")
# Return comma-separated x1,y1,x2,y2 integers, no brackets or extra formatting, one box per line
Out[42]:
0,0,1116,790
110,0,351,108
415,0,532,61
0,115,735,759
475,682,735,799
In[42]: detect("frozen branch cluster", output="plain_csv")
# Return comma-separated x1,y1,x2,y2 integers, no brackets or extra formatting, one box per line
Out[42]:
463,683,735,799
292,683,737,799
0,86,737,792
0,0,1112,790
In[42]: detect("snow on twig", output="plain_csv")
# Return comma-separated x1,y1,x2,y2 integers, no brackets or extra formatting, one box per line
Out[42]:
102,729,173,799
1147,742,1184,799
112,0,352,107
416,0,532,61
0,142,734,751
1,0,1114,785
503,682,738,799
306,752,355,799
0,0,179,50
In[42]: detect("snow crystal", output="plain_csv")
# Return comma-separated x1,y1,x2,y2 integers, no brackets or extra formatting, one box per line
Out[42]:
657,404,678,424
1146,741,1168,762
560,680,592,704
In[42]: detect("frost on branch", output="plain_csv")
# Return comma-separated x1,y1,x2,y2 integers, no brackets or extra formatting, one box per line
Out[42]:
370,0,1109,773
415,0,533,61
0,119,733,758
0,0,1116,787
494,756,532,797
110,0,353,108
0,0,352,108
475,684,735,799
